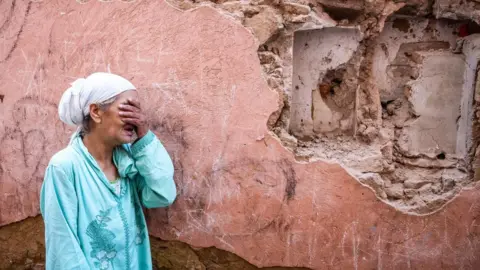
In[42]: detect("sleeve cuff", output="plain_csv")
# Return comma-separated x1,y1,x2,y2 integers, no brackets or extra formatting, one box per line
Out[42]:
131,130,155,156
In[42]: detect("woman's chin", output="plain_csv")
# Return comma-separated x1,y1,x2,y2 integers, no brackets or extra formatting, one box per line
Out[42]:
118,130,136,144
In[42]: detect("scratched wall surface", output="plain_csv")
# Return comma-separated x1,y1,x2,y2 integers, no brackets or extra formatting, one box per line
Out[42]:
1,1,480,270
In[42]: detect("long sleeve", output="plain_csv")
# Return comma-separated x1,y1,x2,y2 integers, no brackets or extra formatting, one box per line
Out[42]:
40,165,90,270
130,130,177,208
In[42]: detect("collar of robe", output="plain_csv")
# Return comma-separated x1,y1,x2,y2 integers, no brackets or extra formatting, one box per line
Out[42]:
70,134,139,197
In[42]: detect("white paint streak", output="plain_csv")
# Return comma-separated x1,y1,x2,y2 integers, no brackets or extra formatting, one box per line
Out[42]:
136,42,154,63
352,222,359,270
405,226,411,269
377,231,382,270
215,234,235,250
63,40,75,65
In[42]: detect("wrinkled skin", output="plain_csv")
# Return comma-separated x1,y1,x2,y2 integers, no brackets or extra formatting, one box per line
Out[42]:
89,90,149,146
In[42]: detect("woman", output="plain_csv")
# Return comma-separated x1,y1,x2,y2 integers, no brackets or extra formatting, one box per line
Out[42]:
40,72,177,269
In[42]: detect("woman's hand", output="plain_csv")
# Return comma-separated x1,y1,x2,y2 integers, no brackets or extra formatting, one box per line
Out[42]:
118,98,149,139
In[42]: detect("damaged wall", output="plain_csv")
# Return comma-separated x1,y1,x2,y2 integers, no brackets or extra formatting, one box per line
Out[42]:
289,17,475,214
1,0,480,269
290,27,362,137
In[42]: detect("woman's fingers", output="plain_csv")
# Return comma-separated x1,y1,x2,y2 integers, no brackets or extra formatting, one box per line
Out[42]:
118,111,140,118
119,111,145,124
121,118,140,125
127,98,141,109
120,98,149,138
118,104,139,113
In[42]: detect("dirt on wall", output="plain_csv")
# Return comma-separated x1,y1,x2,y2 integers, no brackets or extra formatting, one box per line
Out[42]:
0,216,309,270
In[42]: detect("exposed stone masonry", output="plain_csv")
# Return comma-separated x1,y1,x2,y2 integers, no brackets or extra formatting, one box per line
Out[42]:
164,0,480,215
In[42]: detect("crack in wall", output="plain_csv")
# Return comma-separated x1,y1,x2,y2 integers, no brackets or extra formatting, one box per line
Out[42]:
0,0,32,63
0,0,16,34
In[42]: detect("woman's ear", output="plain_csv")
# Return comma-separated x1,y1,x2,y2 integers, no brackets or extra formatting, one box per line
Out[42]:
89,104,103,124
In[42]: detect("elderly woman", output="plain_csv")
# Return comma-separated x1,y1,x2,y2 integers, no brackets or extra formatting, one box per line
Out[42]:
40,72,176,270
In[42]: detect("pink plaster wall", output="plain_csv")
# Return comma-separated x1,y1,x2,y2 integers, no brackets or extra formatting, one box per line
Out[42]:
1,1,479,269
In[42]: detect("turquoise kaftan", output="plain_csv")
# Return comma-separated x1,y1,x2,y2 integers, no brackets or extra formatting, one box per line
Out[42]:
40,131,177,270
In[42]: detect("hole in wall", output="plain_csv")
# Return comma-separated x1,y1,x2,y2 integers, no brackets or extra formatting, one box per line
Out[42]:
289,27,362,138
321,6,362,22
369,16,476,213
279,15,477,214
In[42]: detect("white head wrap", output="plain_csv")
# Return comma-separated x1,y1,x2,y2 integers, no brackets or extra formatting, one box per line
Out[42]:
58,72,136,126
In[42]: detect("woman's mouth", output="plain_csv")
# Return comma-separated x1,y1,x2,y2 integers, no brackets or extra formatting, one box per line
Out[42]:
123,124,136,136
